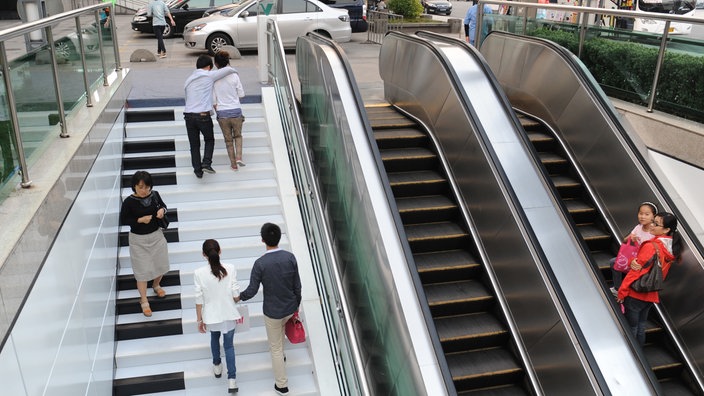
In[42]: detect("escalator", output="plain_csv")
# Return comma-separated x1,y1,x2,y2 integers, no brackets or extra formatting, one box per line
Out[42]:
519,112,698,395
365,103,528,394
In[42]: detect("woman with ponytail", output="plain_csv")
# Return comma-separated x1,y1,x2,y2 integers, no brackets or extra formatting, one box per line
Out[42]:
617,212,682,345
194,239,241,393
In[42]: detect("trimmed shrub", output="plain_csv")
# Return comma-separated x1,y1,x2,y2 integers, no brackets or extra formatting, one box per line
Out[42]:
388,0,424,19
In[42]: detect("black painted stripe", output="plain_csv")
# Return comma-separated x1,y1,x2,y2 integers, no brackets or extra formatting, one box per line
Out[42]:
116,318,183,341
123,155,176,170
123,140,176,154
117,295,182,315
121,172,177,188
125,109,175,123
113,372,185,396
119,228,179,246
117,270,180,291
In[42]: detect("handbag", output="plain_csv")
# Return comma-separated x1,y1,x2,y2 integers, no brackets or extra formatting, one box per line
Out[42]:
630,243,664,293
614,237,639,272
235,305,250,332
154,191,169,229
285,311,306,344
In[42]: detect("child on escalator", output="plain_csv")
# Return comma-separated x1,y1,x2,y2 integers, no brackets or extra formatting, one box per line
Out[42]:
609,201,657,296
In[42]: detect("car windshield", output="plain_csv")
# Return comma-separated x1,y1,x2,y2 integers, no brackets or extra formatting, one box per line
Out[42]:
225,0,256,16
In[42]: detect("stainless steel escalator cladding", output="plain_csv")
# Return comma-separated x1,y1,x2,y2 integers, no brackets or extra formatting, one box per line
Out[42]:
479,31,704,395
379,30,660,394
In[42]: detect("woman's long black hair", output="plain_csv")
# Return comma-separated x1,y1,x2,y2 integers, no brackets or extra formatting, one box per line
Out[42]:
202,239,227,280
658,212,683,261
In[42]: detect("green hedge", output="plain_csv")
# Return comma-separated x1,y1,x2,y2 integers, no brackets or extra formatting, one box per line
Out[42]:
529,28,704,122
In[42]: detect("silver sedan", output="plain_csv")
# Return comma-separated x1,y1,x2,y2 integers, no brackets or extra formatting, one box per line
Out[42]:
183,0,352,54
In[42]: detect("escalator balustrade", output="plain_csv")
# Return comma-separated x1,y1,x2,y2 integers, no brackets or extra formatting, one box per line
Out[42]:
520,114,697,395
367,104,529,395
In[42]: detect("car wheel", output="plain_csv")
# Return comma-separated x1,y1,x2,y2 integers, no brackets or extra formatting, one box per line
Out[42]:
206,33,232,55
163,24,174,39
313,30,331,39
55,40,76,60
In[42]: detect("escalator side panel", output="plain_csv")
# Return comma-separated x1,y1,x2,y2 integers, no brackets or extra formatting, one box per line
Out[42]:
380,32,613,395
481,32,704,390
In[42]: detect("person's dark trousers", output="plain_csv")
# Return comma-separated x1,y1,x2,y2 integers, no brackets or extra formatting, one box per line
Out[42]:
184,113,215,172
154,25,166,53
623,296,652,345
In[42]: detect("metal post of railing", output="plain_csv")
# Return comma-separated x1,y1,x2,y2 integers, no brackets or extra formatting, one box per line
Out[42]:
94,10,108,86
0,43,32,188
45,27,69,138
110,4,123,71
476,6,484,46
578,9,589,58
75,16,93,107
648,21,670,113
522,7,528,35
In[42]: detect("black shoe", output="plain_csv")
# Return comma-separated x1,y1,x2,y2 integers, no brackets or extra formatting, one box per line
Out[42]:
274,385,289,395
194,170,203,178
202,166,216,174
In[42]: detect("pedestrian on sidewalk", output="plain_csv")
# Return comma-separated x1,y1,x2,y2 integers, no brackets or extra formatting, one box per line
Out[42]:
183,54,237,178
213,51,246,171
195,239,242,393
237,223,301,396
147,0,175,58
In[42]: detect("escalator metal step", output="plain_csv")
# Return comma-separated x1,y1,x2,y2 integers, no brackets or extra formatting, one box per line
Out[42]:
518,116,542,131
537,152,565,164
366,105,416,128
576,224,611,242
446,348,523,391
550,175,581,189
381,147,437,172
435,312,508,352
457,384,528,395
644,344,684,378
425,280,493,316
387,170,447,197
406,221,469,252
414,249,481,283
397,195,458,224
374,128,427,149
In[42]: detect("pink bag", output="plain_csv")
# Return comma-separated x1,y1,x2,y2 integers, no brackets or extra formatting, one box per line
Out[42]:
614,237,639,272
285,311,306,344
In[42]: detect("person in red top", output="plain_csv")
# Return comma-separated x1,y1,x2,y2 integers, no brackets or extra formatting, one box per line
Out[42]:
617,211,682,344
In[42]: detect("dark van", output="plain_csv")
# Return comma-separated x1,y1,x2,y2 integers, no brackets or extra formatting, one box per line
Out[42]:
320,0,368,32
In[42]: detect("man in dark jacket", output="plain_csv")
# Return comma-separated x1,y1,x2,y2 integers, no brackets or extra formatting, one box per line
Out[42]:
238,223,301,395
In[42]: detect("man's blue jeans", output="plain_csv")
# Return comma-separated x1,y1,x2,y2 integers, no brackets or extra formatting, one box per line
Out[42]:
211,329,236,379
184,113,214,172
623,297,652,345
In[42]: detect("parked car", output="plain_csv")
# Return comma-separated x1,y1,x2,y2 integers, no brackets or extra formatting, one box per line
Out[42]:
183,0,352,55
421,0,452,15
131,0,236,38
319,0,368,32
55,23,108,60
202,1,241,17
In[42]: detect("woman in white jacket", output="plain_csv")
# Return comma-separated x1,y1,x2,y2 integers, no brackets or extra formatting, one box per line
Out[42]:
195,239,241,393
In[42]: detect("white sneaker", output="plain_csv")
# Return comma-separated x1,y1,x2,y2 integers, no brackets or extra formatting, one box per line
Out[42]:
228,379,238,393
610,287,618,297
213,363,222,378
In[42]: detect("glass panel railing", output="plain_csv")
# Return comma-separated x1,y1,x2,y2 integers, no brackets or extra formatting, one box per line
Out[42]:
0,4,120,196
481,0,704,122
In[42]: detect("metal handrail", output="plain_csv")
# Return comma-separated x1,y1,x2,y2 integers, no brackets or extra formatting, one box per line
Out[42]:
477,0,704,113
265,20,371,395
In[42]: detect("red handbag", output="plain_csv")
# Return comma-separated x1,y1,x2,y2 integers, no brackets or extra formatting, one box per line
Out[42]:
614,237,639,272
285,311,306,344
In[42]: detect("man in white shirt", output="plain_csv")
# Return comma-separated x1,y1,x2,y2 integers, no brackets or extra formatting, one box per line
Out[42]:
213,51,246,171
183,55,236,178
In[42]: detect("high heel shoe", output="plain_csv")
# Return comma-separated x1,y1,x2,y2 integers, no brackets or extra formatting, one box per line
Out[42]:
141,301,152,317
153,286,166,298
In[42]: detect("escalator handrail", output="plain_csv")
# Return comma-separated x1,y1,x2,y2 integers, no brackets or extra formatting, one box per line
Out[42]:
299,32,456,395
266,22,371,395
485,31,704,392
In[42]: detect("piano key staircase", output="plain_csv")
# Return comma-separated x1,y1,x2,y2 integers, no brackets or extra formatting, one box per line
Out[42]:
112,101,320,396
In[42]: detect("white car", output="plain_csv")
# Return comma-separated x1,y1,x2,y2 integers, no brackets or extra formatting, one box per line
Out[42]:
183,0,352,54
